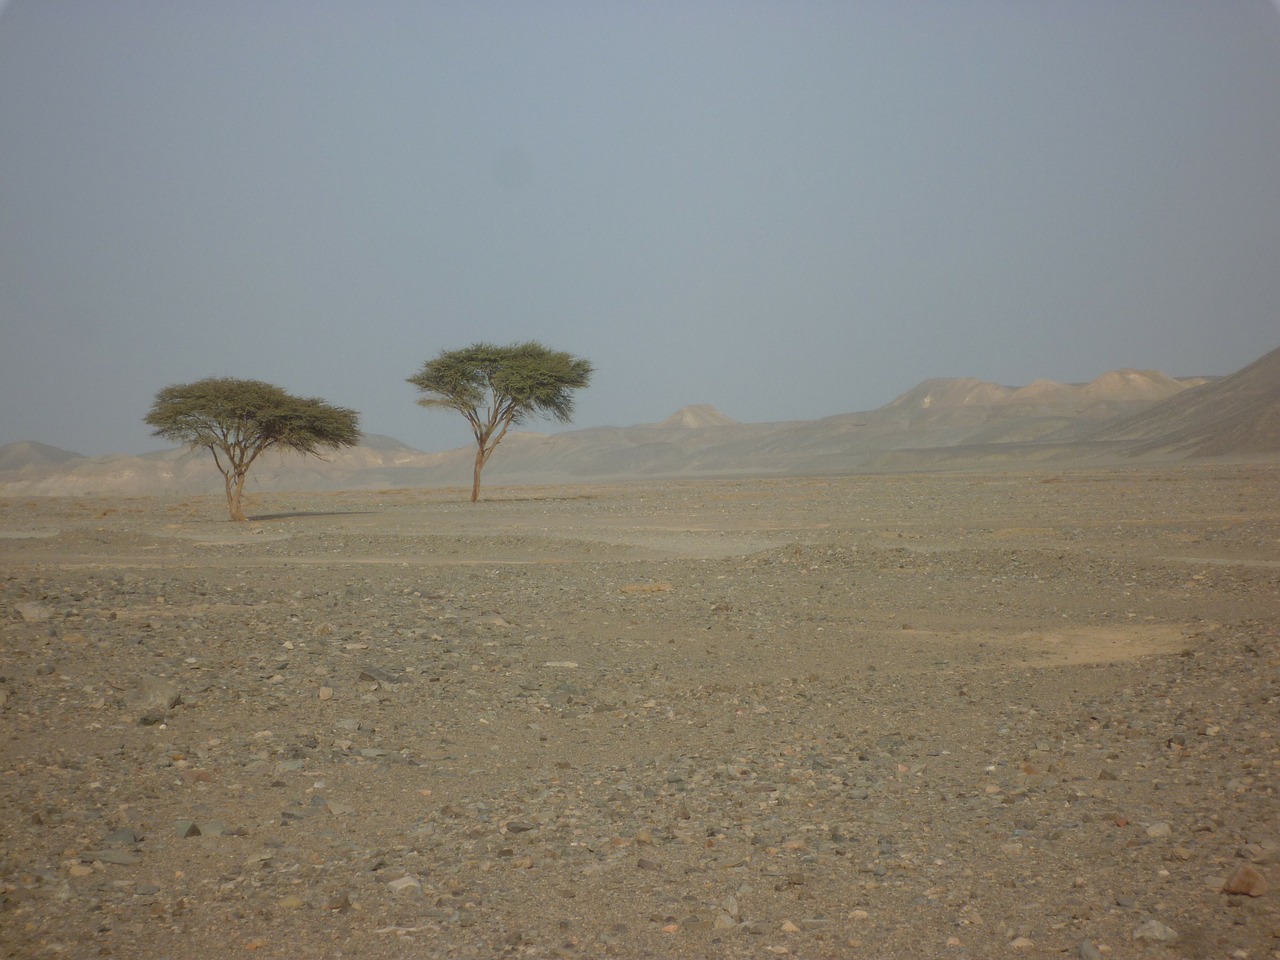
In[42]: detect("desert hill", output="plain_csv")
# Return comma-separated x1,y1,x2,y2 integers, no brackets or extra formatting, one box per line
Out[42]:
1,350,1274,497
1086,345,1280,456
655,405,741,429
0,441,85,473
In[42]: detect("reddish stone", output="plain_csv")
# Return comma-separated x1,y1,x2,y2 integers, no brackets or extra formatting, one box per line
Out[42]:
1223,864,1268,897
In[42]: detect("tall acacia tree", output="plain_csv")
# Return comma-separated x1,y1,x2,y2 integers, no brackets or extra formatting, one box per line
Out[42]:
408,341,593,502
145,377,360,521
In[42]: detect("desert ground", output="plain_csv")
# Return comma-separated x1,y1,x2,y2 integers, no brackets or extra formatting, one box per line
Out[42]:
1,464,1277,960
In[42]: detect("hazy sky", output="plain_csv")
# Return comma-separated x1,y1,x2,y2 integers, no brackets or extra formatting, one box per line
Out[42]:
2,2,1278,456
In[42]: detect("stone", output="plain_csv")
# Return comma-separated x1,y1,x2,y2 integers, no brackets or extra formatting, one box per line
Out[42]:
1078,941,1103,960
1222,864,1267,897
15,602,53,622
81,849,141,865
1132,919,1178,942
103,828,141,847
359,666,400,685
129,677,181,722
387,876,422,896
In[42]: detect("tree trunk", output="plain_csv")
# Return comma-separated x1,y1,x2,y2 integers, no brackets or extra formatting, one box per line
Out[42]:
227,471,248,521
471,444,485,503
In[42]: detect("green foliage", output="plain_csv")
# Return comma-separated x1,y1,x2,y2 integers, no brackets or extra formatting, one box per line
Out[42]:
145,377,360,520
407,341,593,500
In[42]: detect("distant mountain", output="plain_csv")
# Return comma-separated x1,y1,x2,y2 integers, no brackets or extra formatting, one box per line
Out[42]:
883,369,1193,420
1,350,1274,497
1087,346,1280,456
0,441,84,472
654,405,740,429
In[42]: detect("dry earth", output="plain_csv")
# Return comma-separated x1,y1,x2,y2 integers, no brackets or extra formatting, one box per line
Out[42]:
1,465,1278,960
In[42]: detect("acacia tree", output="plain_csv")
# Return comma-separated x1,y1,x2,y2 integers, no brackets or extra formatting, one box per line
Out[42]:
145,377,360,521
408,341,593,502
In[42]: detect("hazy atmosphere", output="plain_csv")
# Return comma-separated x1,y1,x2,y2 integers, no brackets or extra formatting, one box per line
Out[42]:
2,2,1278,457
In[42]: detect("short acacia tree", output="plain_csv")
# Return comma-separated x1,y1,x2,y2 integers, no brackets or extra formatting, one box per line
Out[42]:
408,341,593,502
145,377,360,521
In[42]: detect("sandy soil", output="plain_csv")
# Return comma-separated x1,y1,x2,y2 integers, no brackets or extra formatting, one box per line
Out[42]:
1,464,1277,959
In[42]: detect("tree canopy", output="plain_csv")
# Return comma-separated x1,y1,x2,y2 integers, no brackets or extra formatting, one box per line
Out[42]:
145,377,360,521
408,341,593,501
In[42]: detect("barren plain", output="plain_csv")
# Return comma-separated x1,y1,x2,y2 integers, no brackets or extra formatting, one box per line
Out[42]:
2,465,1278,959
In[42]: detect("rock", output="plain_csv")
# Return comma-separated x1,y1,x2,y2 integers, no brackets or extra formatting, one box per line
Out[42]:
80,849,141,865
1132,919,1178,942
387,876,422,896
1145,821,1172,838
1078,940,1103,960
103,828,141,847
129,677,181,723
1222,864,1267,897
358,666,400,685
15,602,53,622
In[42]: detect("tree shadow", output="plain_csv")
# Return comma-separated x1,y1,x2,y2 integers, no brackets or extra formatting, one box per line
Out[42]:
481,493,597,504
247,511,376,521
